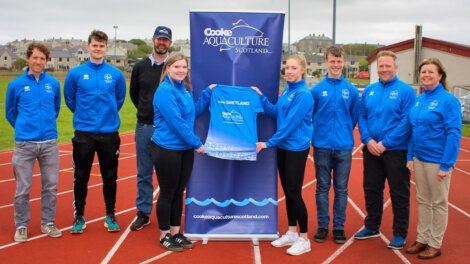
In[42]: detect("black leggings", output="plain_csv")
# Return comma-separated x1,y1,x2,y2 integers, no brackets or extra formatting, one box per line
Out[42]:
277,148,310,233
151,143,194,231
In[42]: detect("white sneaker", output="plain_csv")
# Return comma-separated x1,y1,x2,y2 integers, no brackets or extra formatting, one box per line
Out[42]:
41,223,62,238
286,237,311,256
271,231,299,247
14,226,27,242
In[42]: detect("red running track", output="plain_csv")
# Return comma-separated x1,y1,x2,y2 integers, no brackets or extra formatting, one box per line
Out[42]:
0,130,469,264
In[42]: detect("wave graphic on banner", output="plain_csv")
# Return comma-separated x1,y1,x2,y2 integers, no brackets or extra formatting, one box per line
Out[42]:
186,197,278,207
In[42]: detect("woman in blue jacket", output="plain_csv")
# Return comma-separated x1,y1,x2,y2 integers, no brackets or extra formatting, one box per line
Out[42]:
151,53,213,251
405,58,461,259
253,54,314,256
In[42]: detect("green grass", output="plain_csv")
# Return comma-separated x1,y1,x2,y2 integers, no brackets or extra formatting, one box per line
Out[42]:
462,124,470,137
348,78,370,85
0,75,136,150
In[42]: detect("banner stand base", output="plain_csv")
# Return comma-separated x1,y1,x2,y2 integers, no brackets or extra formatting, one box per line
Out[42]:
185,234,278,244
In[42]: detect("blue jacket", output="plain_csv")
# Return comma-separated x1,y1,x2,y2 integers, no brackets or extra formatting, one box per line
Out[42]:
261,79,313,151
64,60,126,133
312,75,359,150
152,76,212,150
359,76,416,150
5,69,60,141
408,84,461,171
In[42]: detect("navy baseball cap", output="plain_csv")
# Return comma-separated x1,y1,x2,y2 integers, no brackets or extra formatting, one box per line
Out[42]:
153,26,172,40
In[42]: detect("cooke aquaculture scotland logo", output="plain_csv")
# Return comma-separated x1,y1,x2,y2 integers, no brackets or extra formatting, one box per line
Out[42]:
202,19,271,54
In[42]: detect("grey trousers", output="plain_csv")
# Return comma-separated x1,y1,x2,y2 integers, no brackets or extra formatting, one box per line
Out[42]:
12,140,59,227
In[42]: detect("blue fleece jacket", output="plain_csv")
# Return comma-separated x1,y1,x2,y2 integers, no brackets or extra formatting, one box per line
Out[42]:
152,76,212,150
261,79,313,151
5,69,60,141
359,76,416,150
408,83,461,171
311,74,359,150
64,60,126,133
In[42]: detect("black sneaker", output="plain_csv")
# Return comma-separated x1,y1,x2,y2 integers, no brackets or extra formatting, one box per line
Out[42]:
314,228,329,243
130,211,150,231
173,233,194,249
333,229,347,244
160,233,183,252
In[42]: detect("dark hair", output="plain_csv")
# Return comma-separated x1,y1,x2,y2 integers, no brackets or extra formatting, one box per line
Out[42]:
26,42,50,60
325,46,345,60
160,53,192,91
419,58,449,90
88,30,108,44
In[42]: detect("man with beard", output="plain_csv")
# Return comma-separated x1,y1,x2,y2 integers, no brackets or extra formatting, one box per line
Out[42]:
129,26,172,231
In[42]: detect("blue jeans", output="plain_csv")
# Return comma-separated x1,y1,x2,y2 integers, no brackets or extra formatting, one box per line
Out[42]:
314,148,352,230
135,123,155,215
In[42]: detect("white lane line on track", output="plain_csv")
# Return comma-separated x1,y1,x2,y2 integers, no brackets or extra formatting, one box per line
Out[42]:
0,174,137,209
0,202,148,251
0,154,136,183
352,143,364,156
0,141,136,167
253,243,262,264
410,180,469,218
459,148,470,153
454,167,470,175
101,187,160,264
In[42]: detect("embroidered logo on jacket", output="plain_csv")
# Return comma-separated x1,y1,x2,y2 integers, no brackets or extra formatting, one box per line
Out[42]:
322,90,328,97
104,74,113,84
23,86,30,92
428,100,439,110
342,89,350,100
389,90,399,99
83,74,89,80
45,83,53,93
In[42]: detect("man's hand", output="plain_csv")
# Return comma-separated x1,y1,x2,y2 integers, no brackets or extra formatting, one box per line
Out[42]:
367,139,381,156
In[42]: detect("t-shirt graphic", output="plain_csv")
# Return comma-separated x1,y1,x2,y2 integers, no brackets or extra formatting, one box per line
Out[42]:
204,85,263,161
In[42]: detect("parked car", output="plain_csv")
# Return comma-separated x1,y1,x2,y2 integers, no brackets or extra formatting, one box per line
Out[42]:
355,71,370,79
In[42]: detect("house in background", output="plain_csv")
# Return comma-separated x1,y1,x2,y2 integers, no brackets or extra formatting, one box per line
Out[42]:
0,48,18,69
48,47,79,70
367,36,470,88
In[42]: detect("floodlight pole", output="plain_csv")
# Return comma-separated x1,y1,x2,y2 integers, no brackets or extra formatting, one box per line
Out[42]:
113,25,118,64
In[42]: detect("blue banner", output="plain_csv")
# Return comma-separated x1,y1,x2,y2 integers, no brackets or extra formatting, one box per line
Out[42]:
186,11,285,238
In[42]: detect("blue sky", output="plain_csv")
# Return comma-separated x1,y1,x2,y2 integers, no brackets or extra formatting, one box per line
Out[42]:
1,0,468,46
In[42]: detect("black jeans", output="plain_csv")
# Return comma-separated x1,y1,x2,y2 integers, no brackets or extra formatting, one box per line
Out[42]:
151,143,194,231
363,147,410,237
277,148,310,233
72,131,120,216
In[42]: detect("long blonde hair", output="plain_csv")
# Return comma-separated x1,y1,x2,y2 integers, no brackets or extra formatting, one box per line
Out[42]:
160,53,192,91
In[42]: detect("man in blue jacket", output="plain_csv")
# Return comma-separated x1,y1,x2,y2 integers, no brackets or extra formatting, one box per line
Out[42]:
129,26,172,231
6,43,62,242
355,50,416,249
311,46,359,244
64,30,126,234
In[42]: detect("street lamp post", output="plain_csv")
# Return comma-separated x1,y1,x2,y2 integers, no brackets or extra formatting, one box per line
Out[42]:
113,25,118,65
288,0,291,54
332,0,336,45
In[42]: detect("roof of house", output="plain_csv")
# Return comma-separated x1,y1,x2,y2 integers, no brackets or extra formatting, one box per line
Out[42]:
0,48,18,60
367,37,470,64
50,47,75,58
